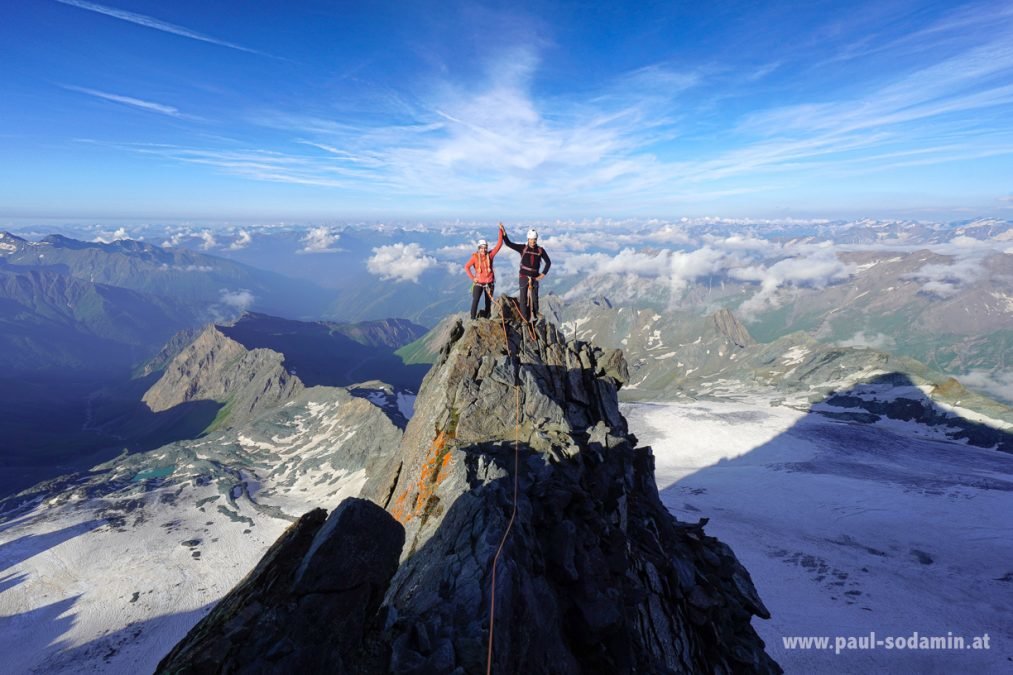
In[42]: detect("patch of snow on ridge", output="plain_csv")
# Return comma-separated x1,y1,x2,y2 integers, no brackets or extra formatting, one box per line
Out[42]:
780,345,809,366
989,291,1013,313
623,396,1013,674
397,393,417,419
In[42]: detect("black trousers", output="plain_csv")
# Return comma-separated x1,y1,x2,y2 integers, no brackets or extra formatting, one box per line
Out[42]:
471,282,494,319
518,276,539,320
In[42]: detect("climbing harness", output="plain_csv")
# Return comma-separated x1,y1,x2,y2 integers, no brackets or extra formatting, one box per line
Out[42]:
519,244,543,276
475,251,492,278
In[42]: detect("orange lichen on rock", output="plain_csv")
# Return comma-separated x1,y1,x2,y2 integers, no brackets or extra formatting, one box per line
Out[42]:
391,430,455,525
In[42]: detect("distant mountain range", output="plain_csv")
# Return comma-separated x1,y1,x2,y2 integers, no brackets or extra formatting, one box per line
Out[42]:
559,246,1012,403
734,249,1010,375
0,232,333,317
0,262,203,373
0,231,345,374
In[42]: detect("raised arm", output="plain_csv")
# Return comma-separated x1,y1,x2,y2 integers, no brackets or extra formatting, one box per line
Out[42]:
489,226,504,258
500,224,524,253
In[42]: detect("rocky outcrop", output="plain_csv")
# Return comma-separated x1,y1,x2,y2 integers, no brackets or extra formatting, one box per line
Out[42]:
156,499,405,673
142,324,302,429
367,302,777,673
139,326,203,377
712,308,755,348
0,231,28,254
362,310,632,550
162,299,780,673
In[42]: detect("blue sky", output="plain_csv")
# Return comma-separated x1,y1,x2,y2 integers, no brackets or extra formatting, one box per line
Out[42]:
2,0,1012,222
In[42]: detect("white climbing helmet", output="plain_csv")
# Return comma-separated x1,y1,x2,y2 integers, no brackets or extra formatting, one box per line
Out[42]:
526,229,538,240
477,239,488,248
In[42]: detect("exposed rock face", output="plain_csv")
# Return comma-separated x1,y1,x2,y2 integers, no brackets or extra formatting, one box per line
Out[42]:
162,300,780,673
366,303,778,673
156,499,405,674
712,308,755,349
139,326,203,377
142,324,302,429
363,311,631,550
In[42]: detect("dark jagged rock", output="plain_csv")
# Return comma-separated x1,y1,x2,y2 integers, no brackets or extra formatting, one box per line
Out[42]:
823,376,1013,453
156,498,405,674
162,299,780,673
364,300,778,673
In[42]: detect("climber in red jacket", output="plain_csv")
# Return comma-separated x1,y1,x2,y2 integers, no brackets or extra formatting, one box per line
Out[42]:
464,226,504,319
500,224,550,321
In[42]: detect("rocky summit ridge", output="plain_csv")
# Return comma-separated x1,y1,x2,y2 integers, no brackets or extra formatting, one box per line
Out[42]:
159,299,781,674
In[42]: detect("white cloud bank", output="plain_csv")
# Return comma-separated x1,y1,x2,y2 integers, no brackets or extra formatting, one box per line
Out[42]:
219,289,255,311
229,229,253,250
731,250,856,319
299,227,341,253
837,331,897,351
92,227,130,243
198,230,218,250
902,256,989,298
559,245,737,300
960,369,1013,405
367,243,437,283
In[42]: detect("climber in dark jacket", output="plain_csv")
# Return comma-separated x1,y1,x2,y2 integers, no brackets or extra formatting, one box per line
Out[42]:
500,224,551,321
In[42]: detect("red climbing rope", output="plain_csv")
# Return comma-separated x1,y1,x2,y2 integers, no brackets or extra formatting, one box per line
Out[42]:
486,297,522,675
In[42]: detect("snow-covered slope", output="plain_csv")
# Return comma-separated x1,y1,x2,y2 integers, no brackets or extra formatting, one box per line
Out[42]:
624,393,1013,672
0,386,402,674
